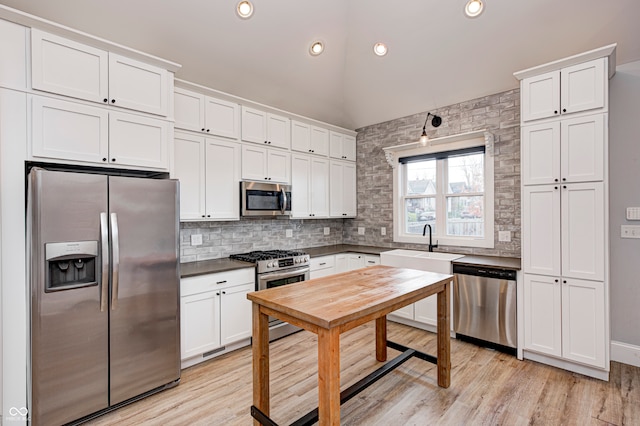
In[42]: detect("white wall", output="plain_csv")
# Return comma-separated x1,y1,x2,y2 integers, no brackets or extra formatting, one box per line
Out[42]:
609,60,640,357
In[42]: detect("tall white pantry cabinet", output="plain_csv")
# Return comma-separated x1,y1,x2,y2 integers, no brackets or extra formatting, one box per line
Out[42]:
514,45,616,380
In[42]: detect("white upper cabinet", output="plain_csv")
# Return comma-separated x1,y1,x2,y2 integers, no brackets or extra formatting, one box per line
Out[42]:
31,95,169,171
31,29,169,116
329,160,357,217
241,106,290,149
174,87,240,139
173,132,240,221
0,19,28,90
291,154,329,218
241,144,290,183
291,121,329,156
521,58,606,122
522,113,604,186
329,131,356,161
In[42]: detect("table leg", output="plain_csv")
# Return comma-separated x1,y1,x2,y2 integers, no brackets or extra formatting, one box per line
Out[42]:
375,316,387,362
252,303,270,425
318,327,340,426
436,279,452,388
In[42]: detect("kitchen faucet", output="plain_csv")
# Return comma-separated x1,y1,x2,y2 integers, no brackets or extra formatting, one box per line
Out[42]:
422,224,438,252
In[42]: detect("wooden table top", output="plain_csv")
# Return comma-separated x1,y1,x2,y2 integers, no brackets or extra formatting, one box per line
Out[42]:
247,265,453,330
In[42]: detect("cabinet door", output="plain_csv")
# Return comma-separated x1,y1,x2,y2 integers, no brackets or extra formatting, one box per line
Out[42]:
204,97,240,139
329,161,344,217
523,274,562,357
347,254,365,270
329,131,344,159
342,162,357,216
561,182,604,281
241,106,266,144
561,114,604,183
31,95,109,164
364,255,380,267
31,29,108,104
334,254,347,273
241,144,268,181
205,138,240,220
220,283,254,346
291,120,311,153
561,58,605,115
109,111,169,170
173,132,206,220
310,126,329,156
267,149,291,183
108,53,168,116
522,186,561,276
266,113,290,149
0,19,28,90
561,278,606,368
521,70,560,122
389,304,414,321
181,291,221,360
310,157,330,217
174,87,204,132
291,154,311,218
343,135,356,161
521,121,560,185
414,296,437,326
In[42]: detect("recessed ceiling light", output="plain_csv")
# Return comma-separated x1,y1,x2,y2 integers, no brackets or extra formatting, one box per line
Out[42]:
237,1,254,19
373,43,388,57
464,0,484,18
309,41,324,56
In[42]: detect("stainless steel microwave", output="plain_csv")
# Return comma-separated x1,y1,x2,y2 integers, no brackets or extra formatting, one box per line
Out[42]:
241,181,292,217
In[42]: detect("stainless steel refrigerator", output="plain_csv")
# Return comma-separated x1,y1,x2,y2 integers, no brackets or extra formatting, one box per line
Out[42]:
27,167,180,425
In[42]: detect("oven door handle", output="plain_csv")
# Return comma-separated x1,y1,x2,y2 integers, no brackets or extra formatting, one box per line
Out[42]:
260,266,310,282
280,187,287,215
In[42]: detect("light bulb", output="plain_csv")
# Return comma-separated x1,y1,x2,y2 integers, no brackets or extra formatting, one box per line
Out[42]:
373,43,388,57
420,132,429,146
310,41,324,56
465,0,484,18
237,1,253,19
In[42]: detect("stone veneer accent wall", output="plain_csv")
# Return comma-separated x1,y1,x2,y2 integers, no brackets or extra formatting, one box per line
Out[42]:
343,89,522,258
180,219,344,263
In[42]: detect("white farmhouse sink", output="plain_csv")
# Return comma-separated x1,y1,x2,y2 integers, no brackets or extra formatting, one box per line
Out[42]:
380,249,464,274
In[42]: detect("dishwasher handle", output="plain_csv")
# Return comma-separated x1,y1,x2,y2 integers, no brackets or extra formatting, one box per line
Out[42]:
453,264,517,280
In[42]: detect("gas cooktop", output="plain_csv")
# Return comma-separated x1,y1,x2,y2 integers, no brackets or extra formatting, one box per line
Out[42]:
230,250,310,273
230,250,308,263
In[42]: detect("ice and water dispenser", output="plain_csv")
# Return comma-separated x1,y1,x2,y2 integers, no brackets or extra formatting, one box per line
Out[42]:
45,241,99,291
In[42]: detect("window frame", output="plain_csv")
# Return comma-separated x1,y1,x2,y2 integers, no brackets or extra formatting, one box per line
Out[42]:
391,134,495,248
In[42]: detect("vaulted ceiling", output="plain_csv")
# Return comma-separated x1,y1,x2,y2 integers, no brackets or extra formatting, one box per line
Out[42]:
2,0,639,130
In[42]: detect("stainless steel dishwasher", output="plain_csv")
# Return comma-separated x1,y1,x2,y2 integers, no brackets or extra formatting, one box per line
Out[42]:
453,264,517,353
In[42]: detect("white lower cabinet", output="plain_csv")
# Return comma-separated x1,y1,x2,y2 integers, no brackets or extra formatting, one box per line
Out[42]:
310,255,336,279
30,95,169,170
173,132,240,221
333,253,378,274
180,269,254,365
524,274,605,368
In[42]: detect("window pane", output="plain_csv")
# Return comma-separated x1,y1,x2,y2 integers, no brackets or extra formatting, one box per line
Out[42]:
446,196,484,237
447,153,484,194
405,198,436,234
406,160,436,195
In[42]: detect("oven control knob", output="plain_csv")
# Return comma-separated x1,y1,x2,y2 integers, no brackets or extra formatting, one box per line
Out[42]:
304,256,310,263
267,262,274,268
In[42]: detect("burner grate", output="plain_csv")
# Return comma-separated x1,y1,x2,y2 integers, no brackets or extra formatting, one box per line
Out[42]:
230,250,307,263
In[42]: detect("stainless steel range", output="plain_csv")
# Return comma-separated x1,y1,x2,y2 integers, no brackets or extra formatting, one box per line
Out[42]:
230,250,310,340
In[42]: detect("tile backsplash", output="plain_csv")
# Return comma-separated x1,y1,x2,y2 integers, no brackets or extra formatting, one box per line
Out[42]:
180,218,344,263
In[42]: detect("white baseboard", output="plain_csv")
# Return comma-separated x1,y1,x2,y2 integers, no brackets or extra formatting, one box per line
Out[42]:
611,340,640,368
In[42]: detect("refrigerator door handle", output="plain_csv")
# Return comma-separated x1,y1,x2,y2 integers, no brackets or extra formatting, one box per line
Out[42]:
100,212,109,312
110,212,120,310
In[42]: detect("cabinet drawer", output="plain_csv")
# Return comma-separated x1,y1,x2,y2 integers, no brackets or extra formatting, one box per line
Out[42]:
181,268,254,296
310,255,335,271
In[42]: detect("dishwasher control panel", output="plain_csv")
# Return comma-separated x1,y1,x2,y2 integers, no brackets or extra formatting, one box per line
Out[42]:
452,264,517,281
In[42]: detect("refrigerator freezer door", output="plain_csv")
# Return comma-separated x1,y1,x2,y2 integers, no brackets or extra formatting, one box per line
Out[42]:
29,169,109,426
108,176,180,404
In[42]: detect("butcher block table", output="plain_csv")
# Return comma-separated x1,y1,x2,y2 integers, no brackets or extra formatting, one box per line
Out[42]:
247,265,455,426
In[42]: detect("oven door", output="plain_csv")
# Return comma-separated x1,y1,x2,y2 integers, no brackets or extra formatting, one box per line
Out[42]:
258,266,310,291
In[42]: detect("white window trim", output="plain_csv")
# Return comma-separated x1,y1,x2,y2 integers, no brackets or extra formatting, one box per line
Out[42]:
383,130,495,249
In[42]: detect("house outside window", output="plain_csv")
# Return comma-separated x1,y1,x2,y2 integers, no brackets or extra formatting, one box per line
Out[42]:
388,133,494,248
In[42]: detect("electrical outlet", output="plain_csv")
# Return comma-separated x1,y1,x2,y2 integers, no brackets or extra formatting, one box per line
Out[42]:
358,227,365,235
621,225,640,238
498,231,511,242
381,227,386,236
324,227,330,235
190,234,203,246
285,229,293,238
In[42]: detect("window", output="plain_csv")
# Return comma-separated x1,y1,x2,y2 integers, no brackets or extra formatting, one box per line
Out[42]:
390,134,494,248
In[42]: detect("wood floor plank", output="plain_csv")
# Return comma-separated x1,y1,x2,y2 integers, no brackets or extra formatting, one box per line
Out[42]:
84,322,640,426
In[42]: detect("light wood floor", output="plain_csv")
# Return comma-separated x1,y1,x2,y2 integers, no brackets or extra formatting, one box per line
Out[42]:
86,322,640,425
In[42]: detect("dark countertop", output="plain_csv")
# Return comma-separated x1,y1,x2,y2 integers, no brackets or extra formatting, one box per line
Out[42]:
180,258,254,278
179,245,521,278
452,255,521,270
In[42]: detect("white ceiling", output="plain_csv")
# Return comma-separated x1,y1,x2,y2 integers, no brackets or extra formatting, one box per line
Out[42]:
2,0,640,130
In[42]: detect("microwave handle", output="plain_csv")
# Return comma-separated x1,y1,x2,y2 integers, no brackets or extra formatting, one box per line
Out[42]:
280,187,287,215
